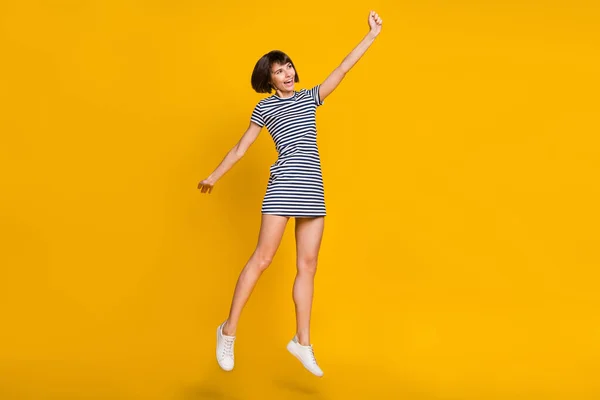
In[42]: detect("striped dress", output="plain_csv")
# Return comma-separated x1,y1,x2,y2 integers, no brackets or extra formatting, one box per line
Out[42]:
250,85,326,217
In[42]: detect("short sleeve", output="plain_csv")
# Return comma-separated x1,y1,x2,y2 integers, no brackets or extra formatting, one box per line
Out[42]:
309,85,324,106
250,102,264,127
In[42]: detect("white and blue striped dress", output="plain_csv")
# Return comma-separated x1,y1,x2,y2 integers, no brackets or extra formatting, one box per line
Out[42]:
250,85,326,217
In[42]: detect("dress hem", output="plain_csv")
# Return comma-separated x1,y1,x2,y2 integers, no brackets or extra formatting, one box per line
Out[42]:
261,212,326,218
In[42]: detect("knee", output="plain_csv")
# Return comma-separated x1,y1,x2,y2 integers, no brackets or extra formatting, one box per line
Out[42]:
297,256,318,275
253,252,274,272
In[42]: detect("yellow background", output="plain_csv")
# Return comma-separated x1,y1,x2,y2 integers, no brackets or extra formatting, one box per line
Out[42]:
1,0,599,399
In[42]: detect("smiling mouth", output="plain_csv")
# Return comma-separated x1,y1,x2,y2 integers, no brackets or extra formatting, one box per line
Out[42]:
284,79,293,85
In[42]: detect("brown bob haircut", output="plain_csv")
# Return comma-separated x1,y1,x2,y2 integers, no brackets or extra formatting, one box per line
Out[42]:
251,50,300,94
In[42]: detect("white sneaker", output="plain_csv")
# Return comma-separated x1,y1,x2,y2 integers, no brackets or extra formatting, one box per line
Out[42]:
286,335,324,377
216,321,235,371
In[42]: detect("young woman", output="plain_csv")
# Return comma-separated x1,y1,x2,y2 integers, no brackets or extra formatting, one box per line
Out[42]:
198,11,383,377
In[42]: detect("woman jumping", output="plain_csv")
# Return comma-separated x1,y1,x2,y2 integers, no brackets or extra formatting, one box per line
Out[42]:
198,11,383,377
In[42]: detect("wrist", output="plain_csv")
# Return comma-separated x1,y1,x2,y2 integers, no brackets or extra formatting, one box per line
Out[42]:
366,30,378,40
207,175,218,185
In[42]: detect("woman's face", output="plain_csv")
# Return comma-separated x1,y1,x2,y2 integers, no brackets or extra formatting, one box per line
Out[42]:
270,62,296,93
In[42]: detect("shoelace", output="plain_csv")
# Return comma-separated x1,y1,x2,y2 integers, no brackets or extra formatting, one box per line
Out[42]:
222,336,235,358
308,346,317,365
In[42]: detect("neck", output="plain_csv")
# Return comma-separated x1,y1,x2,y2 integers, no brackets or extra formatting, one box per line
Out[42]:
275,88,294,98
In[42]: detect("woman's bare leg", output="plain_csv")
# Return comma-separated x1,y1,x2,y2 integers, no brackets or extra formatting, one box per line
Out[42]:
292,217,325,346
222,214,289,336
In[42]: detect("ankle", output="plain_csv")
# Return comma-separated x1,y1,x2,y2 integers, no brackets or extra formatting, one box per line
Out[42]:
223,321,236,336
296,333,310,346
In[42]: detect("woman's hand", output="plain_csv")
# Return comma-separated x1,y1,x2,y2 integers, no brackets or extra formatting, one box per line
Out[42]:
198,178,215,194
368,11,383,37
